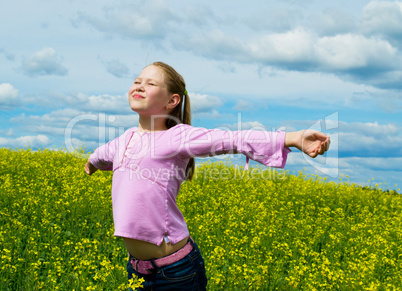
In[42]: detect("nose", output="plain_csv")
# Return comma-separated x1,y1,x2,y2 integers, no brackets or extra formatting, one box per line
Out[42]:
134,84,144,92
130,83,144,95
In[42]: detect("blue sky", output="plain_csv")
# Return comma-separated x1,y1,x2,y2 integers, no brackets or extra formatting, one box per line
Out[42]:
1,0,401,190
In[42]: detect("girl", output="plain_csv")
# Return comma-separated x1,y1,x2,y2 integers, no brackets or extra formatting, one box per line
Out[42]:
85,61,330,290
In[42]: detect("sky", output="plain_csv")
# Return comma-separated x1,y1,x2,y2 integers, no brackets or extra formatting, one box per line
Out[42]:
1,0,401,191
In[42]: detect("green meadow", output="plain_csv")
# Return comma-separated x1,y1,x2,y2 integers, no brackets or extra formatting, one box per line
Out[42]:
1,148,401,290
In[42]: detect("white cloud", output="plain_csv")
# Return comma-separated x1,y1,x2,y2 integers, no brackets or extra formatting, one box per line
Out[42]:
17,135,50,146
183,26,400,87
11,108,85,127
315,33,397,72
191,93,223,113
361,1,402,39
0,83,19,108
338,131,402,157
86,93,130,113
248,27,315,66
0,134,50,148
248,29,399,76
21,47,68,77
340,126,402,158
339,121,399,137
53,92,131,114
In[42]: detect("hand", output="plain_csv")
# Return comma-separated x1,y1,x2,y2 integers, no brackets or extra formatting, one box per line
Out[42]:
285,130,330,158
85,160,98,175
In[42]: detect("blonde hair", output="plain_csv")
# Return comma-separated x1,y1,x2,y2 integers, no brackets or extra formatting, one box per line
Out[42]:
151,61,195,181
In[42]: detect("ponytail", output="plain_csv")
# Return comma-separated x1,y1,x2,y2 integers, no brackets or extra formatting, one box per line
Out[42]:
152,62,195,181
182,92,195,181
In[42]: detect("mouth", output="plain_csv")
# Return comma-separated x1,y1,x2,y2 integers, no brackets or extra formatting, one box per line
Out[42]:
132,94,145,99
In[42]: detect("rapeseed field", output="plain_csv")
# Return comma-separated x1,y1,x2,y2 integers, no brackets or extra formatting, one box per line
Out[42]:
1,148,401,290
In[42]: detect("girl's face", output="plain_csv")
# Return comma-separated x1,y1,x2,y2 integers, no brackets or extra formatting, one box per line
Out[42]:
128,65,170,116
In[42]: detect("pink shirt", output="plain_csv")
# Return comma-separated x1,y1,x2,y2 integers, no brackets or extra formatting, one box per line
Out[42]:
89,124,291,246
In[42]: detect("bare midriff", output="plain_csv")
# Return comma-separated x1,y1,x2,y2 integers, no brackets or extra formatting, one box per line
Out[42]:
123,236,190,260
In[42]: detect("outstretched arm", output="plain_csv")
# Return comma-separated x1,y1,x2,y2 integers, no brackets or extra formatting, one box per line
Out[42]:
171,124,291,168
285,130,330,158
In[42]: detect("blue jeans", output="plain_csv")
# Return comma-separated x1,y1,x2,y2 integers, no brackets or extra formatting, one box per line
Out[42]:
127,239,207,290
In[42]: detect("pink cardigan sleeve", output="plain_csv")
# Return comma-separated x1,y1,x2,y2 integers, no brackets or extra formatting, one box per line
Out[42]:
88,138,118,171
88,129,132,171
171,124,291,168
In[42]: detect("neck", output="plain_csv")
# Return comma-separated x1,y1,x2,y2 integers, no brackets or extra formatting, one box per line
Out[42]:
138,115,168,132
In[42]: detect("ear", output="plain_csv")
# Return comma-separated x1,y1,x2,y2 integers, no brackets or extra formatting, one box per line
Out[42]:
166,94,181,110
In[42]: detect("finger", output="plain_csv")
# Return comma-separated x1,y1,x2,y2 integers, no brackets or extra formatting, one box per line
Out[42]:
312,141,326,156
309,149,318,158
319,139,329,153
314,131,328,141
319,141,326,155
326,138,331,151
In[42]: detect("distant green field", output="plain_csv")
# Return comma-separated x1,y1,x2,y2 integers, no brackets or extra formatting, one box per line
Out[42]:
1,148,401,290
